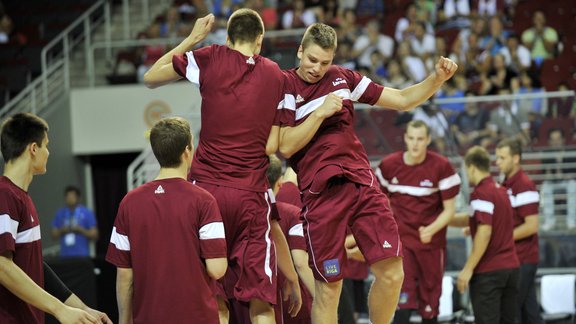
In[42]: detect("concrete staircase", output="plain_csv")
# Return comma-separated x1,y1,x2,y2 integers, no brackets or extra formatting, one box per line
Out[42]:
68,1,170,88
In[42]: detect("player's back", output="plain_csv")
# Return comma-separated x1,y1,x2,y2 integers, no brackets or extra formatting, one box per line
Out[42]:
173,45,285,191
113,178,222,323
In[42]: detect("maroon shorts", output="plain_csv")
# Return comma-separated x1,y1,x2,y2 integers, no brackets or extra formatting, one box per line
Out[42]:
301,177,402,282
194,181,277,304
398,245,445,319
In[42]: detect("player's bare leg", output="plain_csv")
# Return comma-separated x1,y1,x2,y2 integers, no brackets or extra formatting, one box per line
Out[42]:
369,257,404,324
311,279,343,324
249,298,275,324
216,297,229,324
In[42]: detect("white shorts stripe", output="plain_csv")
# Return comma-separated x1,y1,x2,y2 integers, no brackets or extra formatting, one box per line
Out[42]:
199,222,225,240
510,191,540,208
350,76,372,101
185,51,200,86
471,199,495,215
110,227,131,251
0,214,19,240
438,173,461,191
263,191,273,283
288,223,304,237
16,225,41,244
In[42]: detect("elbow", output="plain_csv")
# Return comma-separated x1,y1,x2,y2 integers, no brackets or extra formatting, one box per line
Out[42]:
278,145,294,159
207,267,226,280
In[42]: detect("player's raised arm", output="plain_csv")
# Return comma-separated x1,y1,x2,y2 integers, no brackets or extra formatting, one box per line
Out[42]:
143,14,215,89
376,56,458,111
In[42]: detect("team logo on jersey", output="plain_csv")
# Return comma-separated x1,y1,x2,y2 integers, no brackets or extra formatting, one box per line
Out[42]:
424,305,432,312
323,259,341,277
332,77,347,86
383,240,392,248
296,94,305,103
399,292,409,304
246,57,255,65
392,177,399,184
154,185,165,194
420,179,433,187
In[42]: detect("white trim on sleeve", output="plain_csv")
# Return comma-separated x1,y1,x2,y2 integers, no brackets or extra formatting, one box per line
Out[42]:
110,226,131,251
199,222,225,240
471,199,495,215
0,214,18,240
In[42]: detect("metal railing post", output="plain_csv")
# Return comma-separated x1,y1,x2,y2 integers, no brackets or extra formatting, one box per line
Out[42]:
142,0,150,26
84,18,92,81
123,0,130,39
105,1,112,60
64,37,70,91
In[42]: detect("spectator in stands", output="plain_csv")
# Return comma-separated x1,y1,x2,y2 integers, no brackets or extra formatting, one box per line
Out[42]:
355,0,384,18
247,0,278,30
436,76,466,122
352,19,394,69
480,53,518,95
521,10,558,64
336,8,360,44
451,145,519,324
462,32,491,80
51,186,98,258
437,0,471,29
412,101,451,153
480,16,509,56
395,3,420,43
426,37,449,75
137,23,166,83
488,88,531,145
409,21,436,63
474,0,504,18
212,0,243,18
452,16,487,62
514,71,545,140
541,128,576,230
0,9,12,44
452,91,492,149
383,60,412,89
499,33,531,73
369,51,388,81
415,0,437,24
319,0,339,25
334,40,356,70
160,6,187,38
397,41,427,83
281,0,316,29
546,82,576,119
496,138,543,324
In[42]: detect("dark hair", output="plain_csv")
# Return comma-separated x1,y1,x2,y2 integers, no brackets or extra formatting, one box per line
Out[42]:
65,185,81,197
266,154,283,188
150,117,192,168
496,138,523,159
464,146,490,173
227,9,263,46
406,119,430,136
302,23,337,50
1,113,49,163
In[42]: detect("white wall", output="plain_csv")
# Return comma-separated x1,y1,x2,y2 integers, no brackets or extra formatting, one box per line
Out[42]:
70,83,201,155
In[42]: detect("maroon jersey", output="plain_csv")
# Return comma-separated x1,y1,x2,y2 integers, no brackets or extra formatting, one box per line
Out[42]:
469,177,520,273
276,181,302,208
277,66,384,192
106,178,226,324
376,151,461,249
501,169,540,264
0,176,44,323
275,201,312,323
173,45,285,192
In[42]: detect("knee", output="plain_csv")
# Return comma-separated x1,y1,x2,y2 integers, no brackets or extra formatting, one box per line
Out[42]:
372,257,404,287
315,280,343,306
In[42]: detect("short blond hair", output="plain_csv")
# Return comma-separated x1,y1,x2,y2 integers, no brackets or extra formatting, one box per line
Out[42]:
301,23,337,50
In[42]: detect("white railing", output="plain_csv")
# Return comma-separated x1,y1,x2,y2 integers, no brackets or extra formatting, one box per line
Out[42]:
1,0,171,117
87,28,307,87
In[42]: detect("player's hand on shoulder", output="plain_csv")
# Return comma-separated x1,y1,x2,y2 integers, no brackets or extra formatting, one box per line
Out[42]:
189,13,215,42
434,56,458,82
314,93,343,119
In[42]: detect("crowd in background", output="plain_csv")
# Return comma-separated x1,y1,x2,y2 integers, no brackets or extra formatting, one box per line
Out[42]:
114,0,574,154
